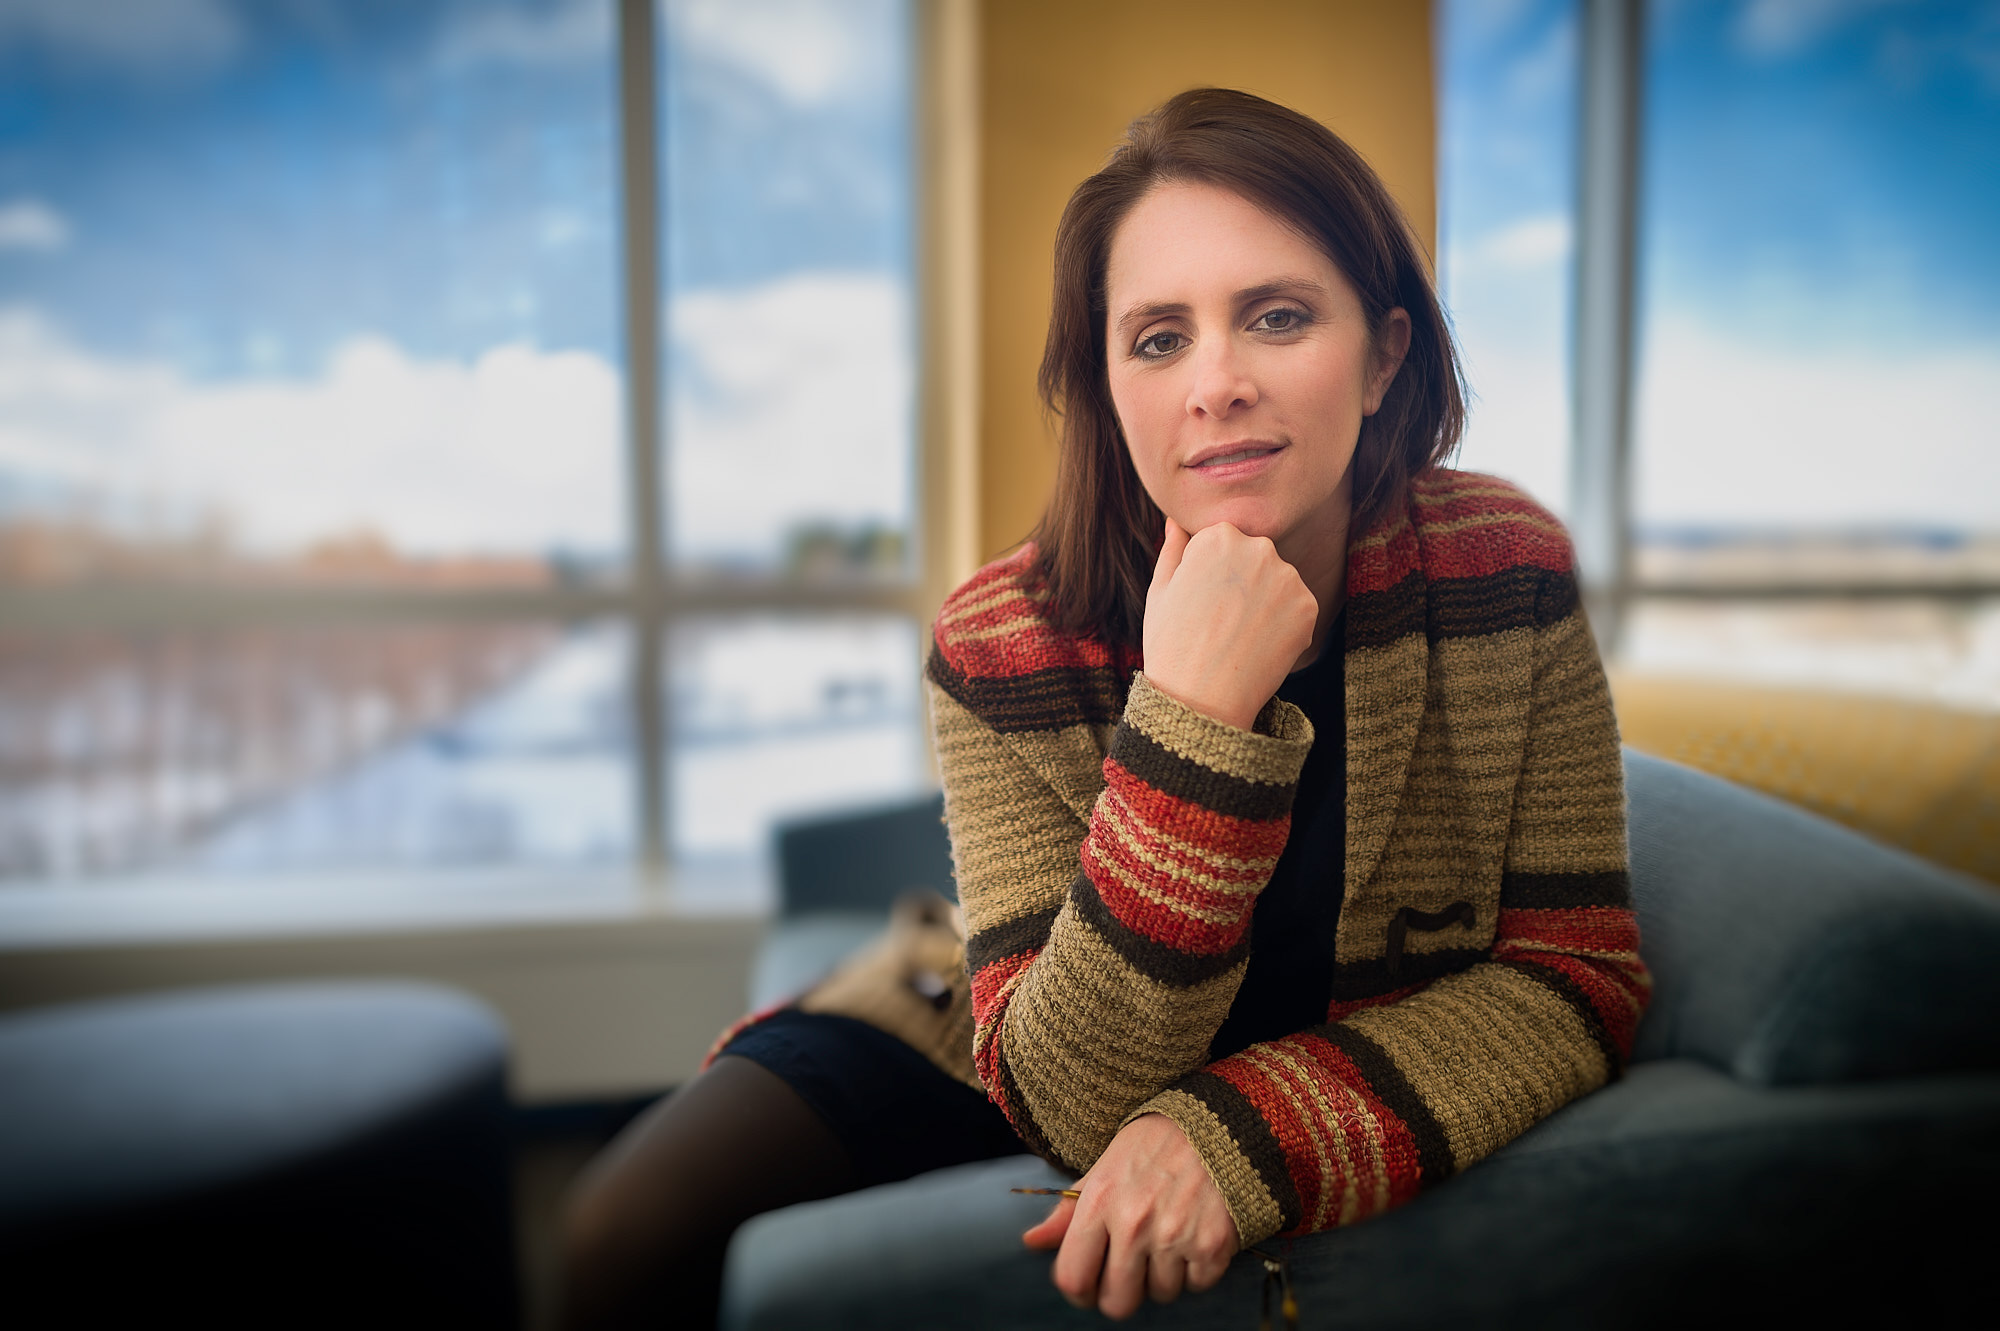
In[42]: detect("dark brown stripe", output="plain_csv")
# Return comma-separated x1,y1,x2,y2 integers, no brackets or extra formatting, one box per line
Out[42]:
1174,1069,1302,1233
992,1037,1069,1170
1109,724,1296,821
966,905,1060,973
1069,871,1252,987
1426,565,1578,641
1346,566,1582,652
1309,1024,1456,1186
1345,568,1427,650
1500,869,1632,910
925,648,1129,733
1328,948,1485,1003
1496,958,1625,1079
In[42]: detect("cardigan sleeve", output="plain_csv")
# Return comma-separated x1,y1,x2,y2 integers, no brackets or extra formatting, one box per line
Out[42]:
927,644,1313,1173
1126,604,1653,1246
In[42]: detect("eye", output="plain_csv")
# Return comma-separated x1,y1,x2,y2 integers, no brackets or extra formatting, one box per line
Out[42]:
1135,330,1185,359
1253,307,1308,333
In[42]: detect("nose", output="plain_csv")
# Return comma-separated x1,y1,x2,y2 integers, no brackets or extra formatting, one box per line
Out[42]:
1185,335,1257,420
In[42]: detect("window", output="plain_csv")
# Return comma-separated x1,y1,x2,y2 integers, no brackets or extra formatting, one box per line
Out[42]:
1624,0,2000,709
0,0,927,895
1438,0,2000,711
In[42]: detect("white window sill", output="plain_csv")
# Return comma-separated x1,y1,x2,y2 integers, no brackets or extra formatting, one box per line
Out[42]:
0,865,783,1102
0,862,774,952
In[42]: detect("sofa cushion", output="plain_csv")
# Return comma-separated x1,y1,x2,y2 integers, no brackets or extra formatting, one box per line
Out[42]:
1625,750,2000,1084
722,1060,2000,1329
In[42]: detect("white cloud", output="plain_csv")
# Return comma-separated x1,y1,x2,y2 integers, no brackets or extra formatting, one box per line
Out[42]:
670,0,895,108
1635,314,2000,528
0,198,69,252
434,0,611,72
0,0,239,72
0,308,623,556
1458,213,1573,273
1733,0,1914,59
669,271,911,562
1451,333,1573,520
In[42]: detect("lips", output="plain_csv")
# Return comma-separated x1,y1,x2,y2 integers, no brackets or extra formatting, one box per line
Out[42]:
1186,441,1283,469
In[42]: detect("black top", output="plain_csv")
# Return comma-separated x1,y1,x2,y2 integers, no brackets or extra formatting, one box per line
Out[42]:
1208,612,1347,1062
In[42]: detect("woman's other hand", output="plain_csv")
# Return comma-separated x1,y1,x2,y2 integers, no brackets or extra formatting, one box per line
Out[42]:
1142,516,1318,731
1021,1113,1240,1320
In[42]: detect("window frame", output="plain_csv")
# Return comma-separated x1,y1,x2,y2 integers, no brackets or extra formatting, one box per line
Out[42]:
1571,0,2000,657
0,0,969,889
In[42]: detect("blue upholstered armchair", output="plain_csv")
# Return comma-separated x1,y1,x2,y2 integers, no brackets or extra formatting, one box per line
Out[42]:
721,751,2000,1328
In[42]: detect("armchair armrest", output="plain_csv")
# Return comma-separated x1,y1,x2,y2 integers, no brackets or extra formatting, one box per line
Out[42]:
1624,750,2000,1085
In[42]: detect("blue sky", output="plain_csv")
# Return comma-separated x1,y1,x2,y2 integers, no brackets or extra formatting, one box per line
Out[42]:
1646,0,2000,350
0,0,914,562
0,0,1993,546
0,0,908,380
1441,0,2000,528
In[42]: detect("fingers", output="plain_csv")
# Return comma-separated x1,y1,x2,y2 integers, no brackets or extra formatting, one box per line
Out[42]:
1095,1229,1149,1321
1185,1247,1232,1294
1020,1195,1074,1251
1147,1253,1188,1306
1050,1203,1107,1311
1151,515,1192,589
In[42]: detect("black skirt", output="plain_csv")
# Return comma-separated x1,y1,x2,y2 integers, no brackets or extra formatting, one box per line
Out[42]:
717,1008,1029,1186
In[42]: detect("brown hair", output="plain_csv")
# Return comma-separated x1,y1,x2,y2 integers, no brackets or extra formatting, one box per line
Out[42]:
1027,87,1465,646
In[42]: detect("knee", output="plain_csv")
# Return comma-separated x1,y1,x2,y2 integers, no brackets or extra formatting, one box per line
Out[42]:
556,1170,684,1331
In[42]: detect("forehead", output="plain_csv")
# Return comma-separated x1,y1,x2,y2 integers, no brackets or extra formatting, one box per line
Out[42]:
1105,180,1338,300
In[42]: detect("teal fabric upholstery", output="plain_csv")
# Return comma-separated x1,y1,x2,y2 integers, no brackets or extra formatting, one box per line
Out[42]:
0,981,516,1330
1624,751,2000,1083
724,752,2000,1327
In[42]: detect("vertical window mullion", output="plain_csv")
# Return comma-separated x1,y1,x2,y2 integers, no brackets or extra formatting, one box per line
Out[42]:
1571,0,1644,652
618,0,668,880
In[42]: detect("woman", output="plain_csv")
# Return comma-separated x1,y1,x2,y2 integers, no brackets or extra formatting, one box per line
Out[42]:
561,87,1648,1328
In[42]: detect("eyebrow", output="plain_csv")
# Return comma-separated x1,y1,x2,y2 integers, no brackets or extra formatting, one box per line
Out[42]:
1112,277,1331,337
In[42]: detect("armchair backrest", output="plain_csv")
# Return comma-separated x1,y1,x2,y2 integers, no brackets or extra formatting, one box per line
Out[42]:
1624,750,2000,1085
774,793,954,917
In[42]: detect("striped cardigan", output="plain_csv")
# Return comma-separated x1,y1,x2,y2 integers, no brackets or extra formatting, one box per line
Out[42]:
924,469,1651,1247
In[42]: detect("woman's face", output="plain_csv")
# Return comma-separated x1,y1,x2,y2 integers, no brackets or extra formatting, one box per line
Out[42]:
1103,181,1408,559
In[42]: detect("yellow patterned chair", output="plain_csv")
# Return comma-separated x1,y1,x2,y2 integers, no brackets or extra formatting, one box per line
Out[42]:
1610,673,1999,886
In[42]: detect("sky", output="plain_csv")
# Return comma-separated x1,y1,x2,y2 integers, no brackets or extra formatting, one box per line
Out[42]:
0,0,912,565
1440,0,2000,531
1,0,1996,568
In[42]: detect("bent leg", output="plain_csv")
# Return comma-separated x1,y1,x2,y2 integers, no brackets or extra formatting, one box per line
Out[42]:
556,1055,857,1331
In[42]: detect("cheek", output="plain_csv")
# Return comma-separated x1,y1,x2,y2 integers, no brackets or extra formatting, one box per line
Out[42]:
1109,378,1171,470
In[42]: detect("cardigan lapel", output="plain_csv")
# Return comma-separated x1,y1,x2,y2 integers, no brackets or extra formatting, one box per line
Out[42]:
1342,496,1429,900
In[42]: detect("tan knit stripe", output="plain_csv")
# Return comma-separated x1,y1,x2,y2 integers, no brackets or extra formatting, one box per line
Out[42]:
1005,908,1243,1165
944,617,1063,647
928,686,1087,929
1124,673,1312,786
1133,1088,1285,1248
1346,964,1609,1170
1005,724,1120,825
937,580,1042,629
1239,1043,1350,1232
1505,619,1629,874
1392,508,1571,545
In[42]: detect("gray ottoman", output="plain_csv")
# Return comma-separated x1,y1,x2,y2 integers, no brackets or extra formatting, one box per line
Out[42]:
0,980,516,1329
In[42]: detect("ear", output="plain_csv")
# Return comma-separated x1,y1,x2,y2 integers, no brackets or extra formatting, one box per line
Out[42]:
1364,308,1413,415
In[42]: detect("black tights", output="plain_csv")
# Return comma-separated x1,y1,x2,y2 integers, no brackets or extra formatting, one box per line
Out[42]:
556,1056,858,1331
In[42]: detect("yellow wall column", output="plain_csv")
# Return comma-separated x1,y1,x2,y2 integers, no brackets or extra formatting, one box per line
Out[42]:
971,0,1438,567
